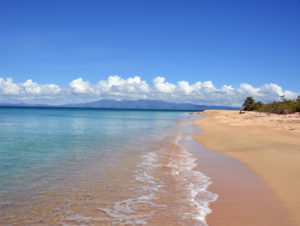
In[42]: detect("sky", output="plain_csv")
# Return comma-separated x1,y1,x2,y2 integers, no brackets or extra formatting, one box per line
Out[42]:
0,0,299,106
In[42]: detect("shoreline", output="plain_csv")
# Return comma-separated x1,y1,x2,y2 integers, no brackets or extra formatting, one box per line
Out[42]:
190,136,290,226
193,110,300,225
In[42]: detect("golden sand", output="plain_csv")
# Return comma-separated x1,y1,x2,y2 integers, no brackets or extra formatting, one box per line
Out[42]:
194,110,300,225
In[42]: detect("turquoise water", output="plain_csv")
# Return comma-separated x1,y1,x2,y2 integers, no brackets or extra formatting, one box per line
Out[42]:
0,107,187,192
0,107,218,225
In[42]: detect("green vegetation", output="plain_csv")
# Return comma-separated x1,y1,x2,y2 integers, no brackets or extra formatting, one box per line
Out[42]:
242,96,300,114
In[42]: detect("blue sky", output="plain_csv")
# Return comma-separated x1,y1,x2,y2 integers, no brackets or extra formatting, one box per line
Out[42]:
0,0,299,105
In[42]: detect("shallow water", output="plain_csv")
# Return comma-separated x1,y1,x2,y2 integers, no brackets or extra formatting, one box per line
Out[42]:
0,107,217,225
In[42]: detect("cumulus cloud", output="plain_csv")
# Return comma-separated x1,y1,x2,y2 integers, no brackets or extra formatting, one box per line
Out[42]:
96,75,150,95
153,76,176,93
0,78,60,99
0,76,298,106
69,78,94,94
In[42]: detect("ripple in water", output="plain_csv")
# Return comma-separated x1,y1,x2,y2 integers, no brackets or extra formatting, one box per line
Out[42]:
98,150,167,225
97,132,217,226
168,134,218,225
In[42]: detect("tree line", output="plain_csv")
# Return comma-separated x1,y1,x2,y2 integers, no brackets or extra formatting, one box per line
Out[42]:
242,96,300,114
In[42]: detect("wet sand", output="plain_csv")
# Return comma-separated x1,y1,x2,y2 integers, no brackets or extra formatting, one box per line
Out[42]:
193,110,300,225
191,142,290,226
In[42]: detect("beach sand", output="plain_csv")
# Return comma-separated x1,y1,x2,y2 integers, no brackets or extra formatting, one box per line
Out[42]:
194,110,300,225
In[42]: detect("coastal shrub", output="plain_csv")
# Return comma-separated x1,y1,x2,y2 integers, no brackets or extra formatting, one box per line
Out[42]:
295,96,300,112
242,97,263,111
278,109,289,114
241,96,300,114
252,101,263,111
242,97,255,111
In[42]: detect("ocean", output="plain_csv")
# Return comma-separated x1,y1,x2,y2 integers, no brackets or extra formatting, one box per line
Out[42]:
0,107,217,225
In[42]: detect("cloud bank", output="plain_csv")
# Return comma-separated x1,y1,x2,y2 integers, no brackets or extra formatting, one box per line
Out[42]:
0,76,298,106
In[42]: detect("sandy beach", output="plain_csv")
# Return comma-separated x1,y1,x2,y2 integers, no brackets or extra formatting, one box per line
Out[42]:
194,110,300,225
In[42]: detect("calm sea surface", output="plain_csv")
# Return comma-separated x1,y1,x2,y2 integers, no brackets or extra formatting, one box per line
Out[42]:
0,107,216,225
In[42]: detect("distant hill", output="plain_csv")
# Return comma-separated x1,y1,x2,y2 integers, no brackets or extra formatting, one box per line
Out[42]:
0,99,239,110
62,99,239,110
0,103,51,107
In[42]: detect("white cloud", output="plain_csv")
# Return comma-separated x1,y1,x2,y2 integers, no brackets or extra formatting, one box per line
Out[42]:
0,78,20,95
23,79,61,95
0,77,60,98
69,78,94,94
177,81,193,94
153,76,176,93
96,75,150,95
0,76,298,106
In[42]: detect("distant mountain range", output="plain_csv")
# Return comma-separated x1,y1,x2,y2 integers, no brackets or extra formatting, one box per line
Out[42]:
0,103,51,107
0,99,239,110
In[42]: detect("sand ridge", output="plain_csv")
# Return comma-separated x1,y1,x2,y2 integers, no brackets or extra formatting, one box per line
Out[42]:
194,110,300,225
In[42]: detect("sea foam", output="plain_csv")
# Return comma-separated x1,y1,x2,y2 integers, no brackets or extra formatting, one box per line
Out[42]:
167,133,218,225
